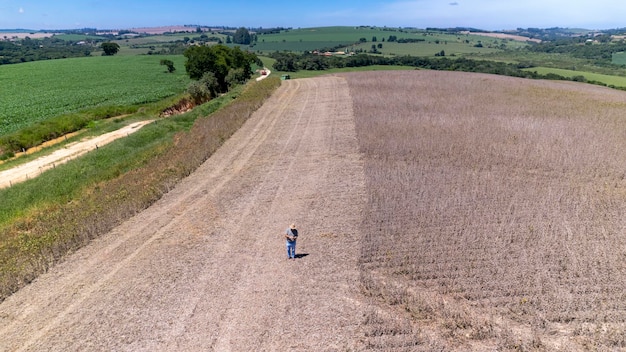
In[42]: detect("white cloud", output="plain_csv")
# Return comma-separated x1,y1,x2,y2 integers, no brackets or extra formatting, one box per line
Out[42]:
18,7,24,14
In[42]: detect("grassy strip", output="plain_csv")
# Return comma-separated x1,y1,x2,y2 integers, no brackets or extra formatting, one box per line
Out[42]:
258,55,416,80
0,105,141,159
0,76,282,301
523,66,626,88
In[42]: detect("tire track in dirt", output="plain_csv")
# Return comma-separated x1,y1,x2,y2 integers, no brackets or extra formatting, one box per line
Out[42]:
209,77,317,350
160,79,311,348
0,76,368,351
0,81,302,351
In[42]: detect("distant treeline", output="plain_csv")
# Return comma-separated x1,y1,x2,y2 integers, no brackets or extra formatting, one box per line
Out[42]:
386,35,425,43
254,27,290,35
528,40,626,64
270,52,625,89
270,51,537,76
0,37,94,64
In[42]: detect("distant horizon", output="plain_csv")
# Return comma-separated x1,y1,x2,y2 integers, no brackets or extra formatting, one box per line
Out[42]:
1,1,625,33
0,24,623,34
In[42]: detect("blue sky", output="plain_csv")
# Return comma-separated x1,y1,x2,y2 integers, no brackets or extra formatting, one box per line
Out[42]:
1,0,625,31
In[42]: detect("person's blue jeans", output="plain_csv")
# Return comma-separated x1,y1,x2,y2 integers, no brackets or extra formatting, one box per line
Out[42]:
286,241,296,258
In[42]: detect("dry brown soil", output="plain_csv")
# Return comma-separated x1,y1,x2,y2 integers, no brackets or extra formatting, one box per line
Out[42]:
0,77,369,351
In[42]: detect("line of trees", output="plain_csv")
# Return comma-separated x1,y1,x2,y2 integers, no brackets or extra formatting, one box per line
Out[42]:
271,52,538,76
270,51,623,89
0,37,94,64
527,40,626,64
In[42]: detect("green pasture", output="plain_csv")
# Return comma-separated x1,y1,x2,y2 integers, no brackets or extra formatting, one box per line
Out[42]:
53,34,107,41
258,26,389,42
113,46,153,55
478,50,626,78
252,40,501,56
113,32,227,55
0,55,191,136
523,66,626,87
612,51,626,65
256,26,506,44
253,26,527,55
114,32,221,46
251,41,352,52
117,35,184,46
353,41,502,57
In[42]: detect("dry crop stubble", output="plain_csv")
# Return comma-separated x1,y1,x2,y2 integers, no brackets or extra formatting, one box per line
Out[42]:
342,70,626,350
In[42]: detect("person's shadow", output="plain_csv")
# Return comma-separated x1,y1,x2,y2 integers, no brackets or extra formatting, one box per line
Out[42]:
294,253,309,259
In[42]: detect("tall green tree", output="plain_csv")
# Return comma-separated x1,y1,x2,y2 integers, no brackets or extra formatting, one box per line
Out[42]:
233,27,251,45
100,42,120,56
160,59,176,73
184,44,258,93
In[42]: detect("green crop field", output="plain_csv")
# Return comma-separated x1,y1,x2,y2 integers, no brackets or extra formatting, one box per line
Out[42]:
258,26,389,42
612,51,626,65
523,66,626,87
111,32,227,55
0,55,191,136
252,41,351,52
53,34,107,41
113,33,201,48
352,40,502,56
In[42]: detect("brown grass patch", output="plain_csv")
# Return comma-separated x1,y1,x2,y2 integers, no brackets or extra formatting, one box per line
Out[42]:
344,70,626,350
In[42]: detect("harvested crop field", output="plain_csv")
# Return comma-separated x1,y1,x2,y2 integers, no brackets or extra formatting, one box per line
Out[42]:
0,71,625,351
348,70,626,350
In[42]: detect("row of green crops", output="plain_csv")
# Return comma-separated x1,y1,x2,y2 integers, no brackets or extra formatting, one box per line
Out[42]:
0,55,192,136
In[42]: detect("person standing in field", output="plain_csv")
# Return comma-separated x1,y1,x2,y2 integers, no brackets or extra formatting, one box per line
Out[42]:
285,223,298,259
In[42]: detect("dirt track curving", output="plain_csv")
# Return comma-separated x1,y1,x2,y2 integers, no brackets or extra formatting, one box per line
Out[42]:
0,121,153,189
0,77,369,351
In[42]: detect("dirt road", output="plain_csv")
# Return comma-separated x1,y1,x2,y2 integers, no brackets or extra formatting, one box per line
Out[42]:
0,121,153,189
0,77,369,351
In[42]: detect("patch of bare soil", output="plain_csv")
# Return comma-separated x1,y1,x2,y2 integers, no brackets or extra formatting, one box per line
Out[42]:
0,77,369,350
160,98,195,117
